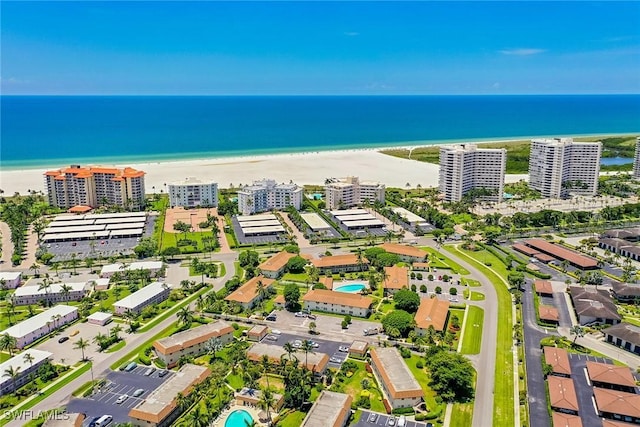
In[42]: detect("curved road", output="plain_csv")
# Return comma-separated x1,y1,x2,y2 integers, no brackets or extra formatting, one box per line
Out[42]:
418,239,499,427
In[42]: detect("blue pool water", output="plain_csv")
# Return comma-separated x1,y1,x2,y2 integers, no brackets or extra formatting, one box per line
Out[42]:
225,409,254,427
335,283,366,293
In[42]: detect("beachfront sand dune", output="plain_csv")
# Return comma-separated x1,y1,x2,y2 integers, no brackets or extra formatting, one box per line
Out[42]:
0,149,527,195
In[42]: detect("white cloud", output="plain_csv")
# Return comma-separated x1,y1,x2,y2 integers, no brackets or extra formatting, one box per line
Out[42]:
499,48,546,56
344,32,360,37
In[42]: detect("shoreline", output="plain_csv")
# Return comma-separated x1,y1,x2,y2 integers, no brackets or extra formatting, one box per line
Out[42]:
0,133,635,195
1,132,637,172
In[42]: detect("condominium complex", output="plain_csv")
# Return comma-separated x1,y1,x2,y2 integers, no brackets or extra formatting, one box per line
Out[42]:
0,350,53,396
168,178,218,208
44,165,146,209
634,137,640,180
528,138,602,198
438,144,506,202
237,179,303,215
324,177,385,210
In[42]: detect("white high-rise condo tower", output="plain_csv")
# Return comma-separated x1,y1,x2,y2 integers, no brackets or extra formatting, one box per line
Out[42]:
438,144,506,202
528,138,602,199
237,179,303,215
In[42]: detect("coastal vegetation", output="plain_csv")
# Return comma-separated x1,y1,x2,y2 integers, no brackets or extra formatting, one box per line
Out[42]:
381,135,639,173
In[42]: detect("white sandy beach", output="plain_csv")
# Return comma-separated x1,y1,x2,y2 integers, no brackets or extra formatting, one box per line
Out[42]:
0,148,528,195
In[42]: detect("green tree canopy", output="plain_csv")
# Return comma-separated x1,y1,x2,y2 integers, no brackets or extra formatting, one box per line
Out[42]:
283,244,300,254
393,289,421,313
239,250,260,268
286,256,308,273
381,310,415,337
425,350,475,402
283,283,301,311
507,271,525,291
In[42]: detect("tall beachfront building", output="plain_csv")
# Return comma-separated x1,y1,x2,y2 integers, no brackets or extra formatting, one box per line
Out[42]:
237,179,303,215
168,178,218,208
529,138,602,198
44,165,146,209
325,177,385,210
438,144,506,202
633,137,640,180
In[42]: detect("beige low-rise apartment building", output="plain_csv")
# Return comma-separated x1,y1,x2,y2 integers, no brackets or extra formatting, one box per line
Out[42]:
383,266,409,295
379,243,428,263
129,364,210,427
2,305,78,349
258,251,297,279
113,282,170,315
370,347,423,409
301,390,353,427
224,276,275,310
247,342,330,377
153,321,234,368
303,289,373,318
0,272,22,289
311,254,369,275
414,297,450,334
11,282,88,306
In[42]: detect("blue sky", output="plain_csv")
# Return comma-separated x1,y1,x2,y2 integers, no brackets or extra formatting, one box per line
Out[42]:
2,1,639,95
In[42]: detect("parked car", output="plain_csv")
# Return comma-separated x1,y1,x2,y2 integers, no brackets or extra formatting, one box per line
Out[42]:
338,346,349,352
307,314,317,320
271,329,282,335
387,416,396,426
158,370,169,378
294,312,306,318
144,367,155,376
309,341,319,348
363,328,379,336
123,362,137,372
368,413,379,423
133,389,145,397
329,357,341,363
115,395,129,404
58,336,69,344
69,330,79,337
266,335,279,341
88,417,100,427
292,340,302,348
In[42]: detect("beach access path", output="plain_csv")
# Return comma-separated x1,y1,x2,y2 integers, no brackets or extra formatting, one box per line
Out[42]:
0,221,13,265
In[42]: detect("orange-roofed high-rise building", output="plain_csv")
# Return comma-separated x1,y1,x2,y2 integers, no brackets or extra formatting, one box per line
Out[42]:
44,165,146,210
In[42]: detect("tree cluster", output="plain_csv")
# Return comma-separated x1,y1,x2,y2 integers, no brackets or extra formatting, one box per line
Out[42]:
393,289,421,313
424,348,475,402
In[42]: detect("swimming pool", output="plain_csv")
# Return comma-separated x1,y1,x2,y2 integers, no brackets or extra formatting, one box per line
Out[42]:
334,283,366,293
224,409,254,427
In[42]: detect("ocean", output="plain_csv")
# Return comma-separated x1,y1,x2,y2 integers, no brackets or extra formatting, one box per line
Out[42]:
1,95,639,169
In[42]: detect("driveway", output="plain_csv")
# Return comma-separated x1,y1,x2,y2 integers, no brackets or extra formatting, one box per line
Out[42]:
355,410,432,427
568,353,612,427
260,332,351,368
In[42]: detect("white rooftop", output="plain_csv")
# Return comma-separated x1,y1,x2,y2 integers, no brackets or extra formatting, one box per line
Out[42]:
87,312,113,322
0,350,53,388
236,213,278,222
391,207,427,224
342,219,385,227
300,213,332,231
2,305,78,338
330,208,369,216
242,225,286,235
114,282,168,309
0,272,21,281
170,178,217,186
13,282,87,297
238,219,282,228
101,261,163,275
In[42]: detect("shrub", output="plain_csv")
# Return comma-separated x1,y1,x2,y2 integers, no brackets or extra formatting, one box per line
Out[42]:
410,272,416,279
411,284,417,292
420,285,427,293
399,346,411,358
416,273,423,280
435,286,442,294
449,287,457,296
341,320,348,329
428,274,434,281
416,360,424,369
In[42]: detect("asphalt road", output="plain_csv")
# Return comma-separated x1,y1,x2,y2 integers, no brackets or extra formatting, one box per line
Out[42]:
522,281,554,427
568,353,612,427
418,239,500,427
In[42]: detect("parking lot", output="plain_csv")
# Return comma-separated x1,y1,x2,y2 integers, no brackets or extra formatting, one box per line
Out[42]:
261,330,351,368
67,366,174,425
354,410,432,427
567,353,613,427
230,217,289,245
267,309,378,339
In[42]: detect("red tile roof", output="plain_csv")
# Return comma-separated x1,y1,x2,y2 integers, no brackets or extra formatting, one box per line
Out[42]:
414,297,450,331
594,388,640,418
525,239,598,269
548,376,579,412
543,347,571,376
586,361,636,387
302,289,373,309
383,266,409,290
534,280,554,294
552,412,583,427
539,305,559,322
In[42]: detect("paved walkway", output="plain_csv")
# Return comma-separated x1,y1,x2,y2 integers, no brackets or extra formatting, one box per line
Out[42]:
18,224,38,270
279,212,312,248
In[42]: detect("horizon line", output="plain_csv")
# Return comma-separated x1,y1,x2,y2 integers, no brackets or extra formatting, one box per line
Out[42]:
2,93,640,97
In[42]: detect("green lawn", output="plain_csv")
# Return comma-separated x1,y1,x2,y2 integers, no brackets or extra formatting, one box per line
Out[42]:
225,373,244,390
105,340,126,353
460,306,484,355
445,245,514,427
329,360,387,413
404,355,445,419
160,230,220,253
0,353,11,363
0,308,36,330
421,247,470,275
450,402,474,427
461,278,481,287
470,291,485,301
282,272,310,282
277,410,307,427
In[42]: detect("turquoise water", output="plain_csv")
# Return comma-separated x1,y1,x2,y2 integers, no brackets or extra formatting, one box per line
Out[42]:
335,283,366,293
224,409,254,427
1,95,639,169
601,157,634,165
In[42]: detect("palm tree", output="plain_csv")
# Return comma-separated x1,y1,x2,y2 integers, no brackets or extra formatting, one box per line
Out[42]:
74,338,90,361
300,339,315,371
3,365,21,394
4,301,16,326
258,387,275,425
23,352,35,369
570,325,585,345
0,334,18,356
30,262,41,277
256,279,267,309
38,279,52,306
177,306,194,328
59,284,72,302
260,355,271,389
282,342,297,364
110,325,123,341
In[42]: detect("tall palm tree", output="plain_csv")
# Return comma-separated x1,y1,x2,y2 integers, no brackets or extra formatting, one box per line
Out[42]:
256,279,266,310
177,306,194,328
23,352,35,369
570,325,585,345
0,334,18,356
110,325,123,341
38,279,52,306
74,338,90,361
59,284,72,302
258,387,275,425
300,340,315,372
4,301,16,326
260,355,271,389
282,342,297,364
3,365,21,394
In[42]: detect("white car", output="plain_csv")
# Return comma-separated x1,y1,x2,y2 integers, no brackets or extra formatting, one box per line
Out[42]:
116,394,129,404
310,341,319,348
338,346,349,352
295,312,307,318
271,329,282,335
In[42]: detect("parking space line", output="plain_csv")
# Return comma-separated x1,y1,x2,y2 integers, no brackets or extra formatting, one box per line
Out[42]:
591,395,599,414
584,368,592,386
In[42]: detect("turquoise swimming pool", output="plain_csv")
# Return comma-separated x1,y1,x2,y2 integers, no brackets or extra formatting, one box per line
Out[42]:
335,283,366,293
225,409,254,427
